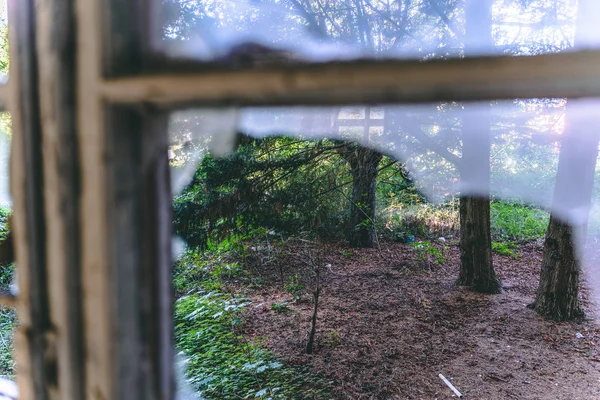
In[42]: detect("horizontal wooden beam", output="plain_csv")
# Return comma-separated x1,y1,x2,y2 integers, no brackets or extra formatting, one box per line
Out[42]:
100,50,600,108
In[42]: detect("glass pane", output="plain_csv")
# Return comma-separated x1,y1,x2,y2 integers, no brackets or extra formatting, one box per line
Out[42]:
0,111,13,382
168,97,600,399
153,0,599,67
0,0,6,83
0,1,14,389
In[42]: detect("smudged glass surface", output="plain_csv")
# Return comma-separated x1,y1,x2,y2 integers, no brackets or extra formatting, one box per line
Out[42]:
154,0,599,66
168,97,600,251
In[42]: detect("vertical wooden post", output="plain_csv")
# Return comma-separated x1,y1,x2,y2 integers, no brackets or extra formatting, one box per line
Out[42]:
36,0,85,398
8,0,53,399
75,0,175,399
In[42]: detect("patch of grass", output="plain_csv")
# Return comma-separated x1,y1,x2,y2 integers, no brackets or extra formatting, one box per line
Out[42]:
492,241,521,259
490,202,549,242
379,202,459,240
175,293,331,400
338,250,354,257
271,302,291,314
0,307,14,378
380,201,548,243
173,249,246,295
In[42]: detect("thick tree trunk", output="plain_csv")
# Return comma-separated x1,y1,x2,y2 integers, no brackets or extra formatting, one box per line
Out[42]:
535,216,583,321
457,0,500,293
458,196,501,293
340,145,382,248
534,0,600,321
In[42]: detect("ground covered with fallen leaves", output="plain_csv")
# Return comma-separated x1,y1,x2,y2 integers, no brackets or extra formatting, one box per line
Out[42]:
235,239,600,399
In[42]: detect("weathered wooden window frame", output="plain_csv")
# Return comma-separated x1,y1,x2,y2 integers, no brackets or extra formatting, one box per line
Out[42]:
0,0,599,399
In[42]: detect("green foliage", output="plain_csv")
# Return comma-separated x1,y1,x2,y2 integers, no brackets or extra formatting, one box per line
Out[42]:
324,330,341,347
0,25,8,77
338,249,354,257
270,302,291,314
172,249,246,295
0,207,11,241
0,308,14,378
175,293,330,399
410,241,445,268
380,202,459,240
490,201,549,242
284,274,304,302
172,136,354,249
380,201,548,244
0,207,14,378
492,241,521,258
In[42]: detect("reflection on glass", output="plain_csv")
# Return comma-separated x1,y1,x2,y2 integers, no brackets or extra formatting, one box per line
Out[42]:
168,97,600,398
156,0,598,65
0,111,13,381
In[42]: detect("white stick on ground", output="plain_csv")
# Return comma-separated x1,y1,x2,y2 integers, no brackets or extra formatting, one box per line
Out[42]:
439,374,463,398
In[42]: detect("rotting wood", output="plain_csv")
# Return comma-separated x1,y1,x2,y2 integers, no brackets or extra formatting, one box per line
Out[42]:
101,50,600,108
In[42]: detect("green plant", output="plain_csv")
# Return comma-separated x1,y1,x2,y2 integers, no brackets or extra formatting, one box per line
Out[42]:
492,241,521,258
0,307,14,378
271,302,291,314
175,293,331,399
380,202,459,240
410,241,445,268
338,249,354,257
490,202,548,242
324,330,341,347
284,273,304,302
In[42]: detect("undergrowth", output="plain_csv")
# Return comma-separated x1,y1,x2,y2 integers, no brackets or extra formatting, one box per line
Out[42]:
175,292,331,399
0,206,14,378
380,200,547,243
490,202,548,242
492,241,521,258
173,244,332,399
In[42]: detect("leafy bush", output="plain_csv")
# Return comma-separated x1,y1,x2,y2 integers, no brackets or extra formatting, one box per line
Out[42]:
172,137,353,249
492,241,521,259
410,241,446,268
490,202,548,242
175,293,330,399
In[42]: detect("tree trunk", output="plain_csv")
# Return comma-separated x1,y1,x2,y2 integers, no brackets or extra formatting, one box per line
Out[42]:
457,0,501,293
535,216,583,320
534,126,598,320
458,196,501,293
534,0,600,321
340,145,383,248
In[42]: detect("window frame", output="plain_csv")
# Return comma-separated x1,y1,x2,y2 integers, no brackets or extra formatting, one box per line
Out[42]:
2,0,600,399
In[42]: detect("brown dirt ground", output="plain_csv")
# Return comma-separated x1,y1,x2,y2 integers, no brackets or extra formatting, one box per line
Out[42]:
237,240,600,400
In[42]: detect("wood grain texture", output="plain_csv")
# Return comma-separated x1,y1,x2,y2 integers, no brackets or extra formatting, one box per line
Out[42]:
8,1,52,399
101,50,600,108
36,0,85,398
77,0,175,398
